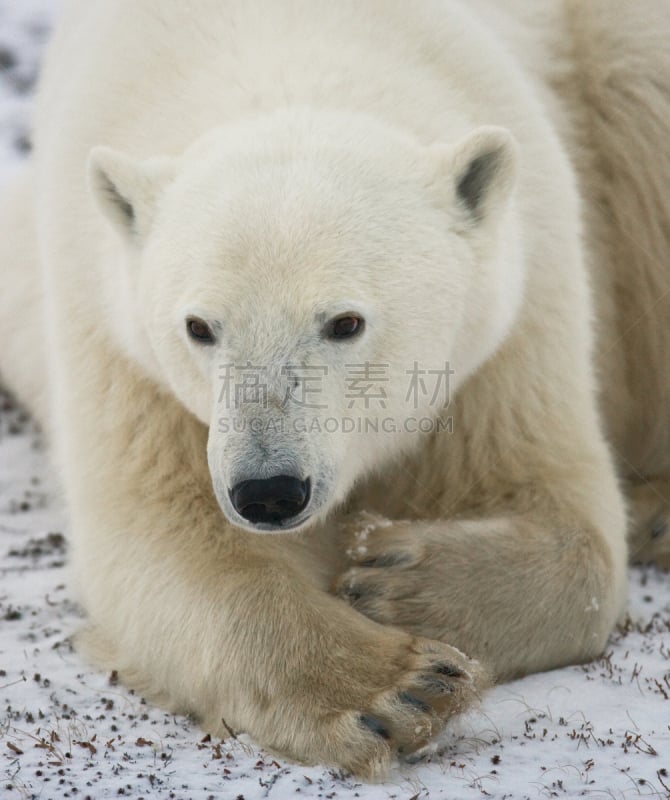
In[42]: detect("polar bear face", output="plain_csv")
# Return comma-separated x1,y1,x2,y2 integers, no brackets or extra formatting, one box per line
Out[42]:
88,110,522,532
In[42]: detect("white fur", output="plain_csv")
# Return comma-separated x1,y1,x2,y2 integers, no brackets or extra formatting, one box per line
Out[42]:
1,0,669,778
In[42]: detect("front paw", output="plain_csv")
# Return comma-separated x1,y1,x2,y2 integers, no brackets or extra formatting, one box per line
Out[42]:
334,512,437,633
276,632,486,779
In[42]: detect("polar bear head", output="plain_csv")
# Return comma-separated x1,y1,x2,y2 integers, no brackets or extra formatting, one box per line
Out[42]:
88,109,521,533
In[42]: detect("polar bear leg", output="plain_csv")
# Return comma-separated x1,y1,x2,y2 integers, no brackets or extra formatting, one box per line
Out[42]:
63,349,487,778
336,506,626,681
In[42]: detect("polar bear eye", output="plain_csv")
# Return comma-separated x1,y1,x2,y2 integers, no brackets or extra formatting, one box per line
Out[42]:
325,314,365,340
186,316,215,344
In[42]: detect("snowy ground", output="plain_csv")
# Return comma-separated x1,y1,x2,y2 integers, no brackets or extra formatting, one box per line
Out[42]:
1,3,669,799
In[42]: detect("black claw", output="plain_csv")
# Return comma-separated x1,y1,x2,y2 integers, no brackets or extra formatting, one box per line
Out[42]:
359,553,410,568
434,663,464,678
341,585,363,601
341,582,379,603
399,691,431,713
416,674,455,694
359,714,391,740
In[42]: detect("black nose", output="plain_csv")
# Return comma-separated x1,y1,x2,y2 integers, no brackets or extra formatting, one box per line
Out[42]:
230,475,311,525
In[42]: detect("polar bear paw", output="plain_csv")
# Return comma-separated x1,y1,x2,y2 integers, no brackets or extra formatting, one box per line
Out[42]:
282,634,487,779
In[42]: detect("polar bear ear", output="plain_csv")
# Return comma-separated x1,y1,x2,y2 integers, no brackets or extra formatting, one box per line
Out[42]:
88,146,176,243
433,126,519,225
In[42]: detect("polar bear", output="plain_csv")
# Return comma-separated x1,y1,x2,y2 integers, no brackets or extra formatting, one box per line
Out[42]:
1,0,670,779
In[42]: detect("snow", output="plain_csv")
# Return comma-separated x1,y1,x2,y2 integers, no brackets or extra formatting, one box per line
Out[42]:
0,3,669,798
